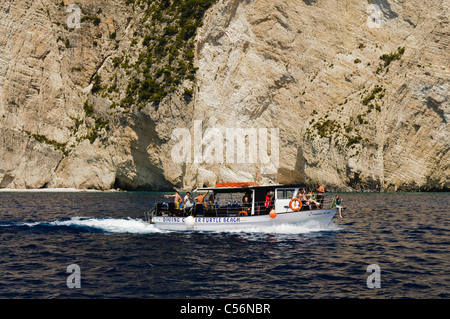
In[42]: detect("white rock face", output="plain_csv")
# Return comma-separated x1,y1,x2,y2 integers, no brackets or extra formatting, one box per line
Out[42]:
0,0,448,191
188,0,449,191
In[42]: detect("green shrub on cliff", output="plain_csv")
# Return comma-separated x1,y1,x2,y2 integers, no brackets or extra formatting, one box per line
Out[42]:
380,47,405,67
115,0,217,109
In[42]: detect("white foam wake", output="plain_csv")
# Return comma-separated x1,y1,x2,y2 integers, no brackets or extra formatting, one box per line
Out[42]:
49,217,164,234
222,220,343,235
3,217,342,235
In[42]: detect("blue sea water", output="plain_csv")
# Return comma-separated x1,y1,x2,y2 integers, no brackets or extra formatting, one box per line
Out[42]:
0,191,448,299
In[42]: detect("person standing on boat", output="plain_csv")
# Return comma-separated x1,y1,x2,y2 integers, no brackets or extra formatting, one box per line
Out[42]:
264,191,271,209
165,191,182,203
194,190,209,216
242,193,251,213
208,193,215,209
331,194,344,218
164,191,182,214
316,182,325,205
183,192,193,216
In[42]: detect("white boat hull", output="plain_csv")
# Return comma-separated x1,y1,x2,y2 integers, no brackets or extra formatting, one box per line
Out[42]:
152,208,337,232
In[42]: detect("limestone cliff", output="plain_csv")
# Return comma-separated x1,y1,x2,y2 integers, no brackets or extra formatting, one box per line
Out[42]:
0,0,448,191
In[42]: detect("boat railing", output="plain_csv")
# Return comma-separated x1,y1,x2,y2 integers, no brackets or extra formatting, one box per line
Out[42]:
206,196,336,215
211,201,266,216
144,204,157,224
275,196,333,212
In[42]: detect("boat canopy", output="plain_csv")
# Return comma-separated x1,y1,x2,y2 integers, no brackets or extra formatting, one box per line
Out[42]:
194,183,307,194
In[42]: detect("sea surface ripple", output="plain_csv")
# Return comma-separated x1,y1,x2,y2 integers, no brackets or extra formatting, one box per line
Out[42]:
0,191,448,298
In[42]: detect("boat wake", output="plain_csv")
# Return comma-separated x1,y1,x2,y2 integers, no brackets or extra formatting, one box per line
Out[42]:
0,217,343,235
0,217,163,234
222,220,343,235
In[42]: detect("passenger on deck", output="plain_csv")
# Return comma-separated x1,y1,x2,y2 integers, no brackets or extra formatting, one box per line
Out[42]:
264,191,271,209
183,192,193,215
331,194,344,218
242,194,251,213
208,194,215,210
165,191,182,204
316,182,325,205
296,189,309,209
194,190,209,216
298,189,307,202
306,190,321,209
164,191,182,214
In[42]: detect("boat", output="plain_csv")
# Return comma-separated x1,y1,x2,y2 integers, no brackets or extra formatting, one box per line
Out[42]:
145,183,338,232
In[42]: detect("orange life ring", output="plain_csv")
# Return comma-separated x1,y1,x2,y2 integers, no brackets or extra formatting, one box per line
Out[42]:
238,211,248,216
289,198,302,211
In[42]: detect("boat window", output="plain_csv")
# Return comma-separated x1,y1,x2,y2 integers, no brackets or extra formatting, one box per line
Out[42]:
276,189,296,199
286,189,295,199
276,190,283,200
214,192,250,206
